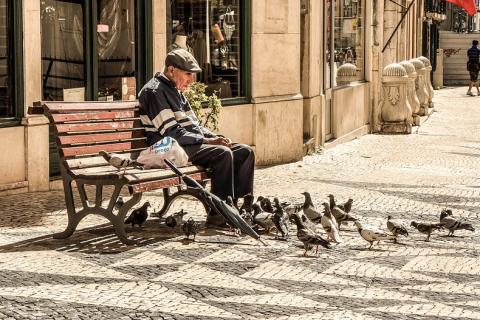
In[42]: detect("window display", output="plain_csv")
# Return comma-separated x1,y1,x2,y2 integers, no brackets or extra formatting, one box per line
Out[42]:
168,0,242,99
0,0,11,117
333,0,365,84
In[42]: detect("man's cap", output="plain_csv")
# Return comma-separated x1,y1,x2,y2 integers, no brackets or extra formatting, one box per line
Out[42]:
165,49,202,73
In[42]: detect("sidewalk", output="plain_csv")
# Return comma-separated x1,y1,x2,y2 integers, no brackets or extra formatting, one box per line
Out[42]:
0,86,479,319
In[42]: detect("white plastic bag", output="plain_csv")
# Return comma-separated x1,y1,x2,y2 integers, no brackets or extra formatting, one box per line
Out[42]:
137,137,189,169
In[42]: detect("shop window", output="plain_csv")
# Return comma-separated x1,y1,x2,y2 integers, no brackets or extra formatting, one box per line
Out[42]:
0,0,10,117
168,0,244,99
41,0,151,102
41,0,85,101
333,0,365,85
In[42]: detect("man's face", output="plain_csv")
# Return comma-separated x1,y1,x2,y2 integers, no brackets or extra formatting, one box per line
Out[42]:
168,66,194,92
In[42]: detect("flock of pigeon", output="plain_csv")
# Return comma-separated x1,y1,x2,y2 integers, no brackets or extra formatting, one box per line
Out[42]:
116,192,475,255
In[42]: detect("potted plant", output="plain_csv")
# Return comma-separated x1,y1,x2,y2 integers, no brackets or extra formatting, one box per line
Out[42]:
184,82,222,131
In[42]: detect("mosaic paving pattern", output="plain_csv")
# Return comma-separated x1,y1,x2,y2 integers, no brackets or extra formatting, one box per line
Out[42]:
0,87,480,319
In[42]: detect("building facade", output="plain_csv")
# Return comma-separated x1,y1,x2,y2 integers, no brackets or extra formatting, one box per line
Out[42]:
0,0,424,195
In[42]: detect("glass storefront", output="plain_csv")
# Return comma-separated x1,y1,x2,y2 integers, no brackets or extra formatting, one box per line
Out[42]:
0,0,11,117
41,0,85,101
41,0,140,102
327,0,365,86
97,0,135,101
168,0,243,99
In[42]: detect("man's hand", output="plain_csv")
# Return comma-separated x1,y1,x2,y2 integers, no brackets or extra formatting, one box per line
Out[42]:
203,136,232,147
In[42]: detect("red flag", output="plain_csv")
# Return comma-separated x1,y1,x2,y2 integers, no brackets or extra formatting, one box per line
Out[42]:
446,0,477,16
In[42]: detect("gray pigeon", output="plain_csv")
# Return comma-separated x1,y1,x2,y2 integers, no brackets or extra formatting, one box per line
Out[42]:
272,198,289,240
124,201,150,227
283,202,304,217
300,192,322,222
239,194,254,215
259,196,275,213
291,214,331,256
410,221,443,242
355,221,395,249
440,209,475,236
338,198,353,213
328,195,357,230
182,217,200,240
252,203,274,232
99,150,142,174
321,203,341,243
165,209,188,228
386,215,409,243
114,196,125,211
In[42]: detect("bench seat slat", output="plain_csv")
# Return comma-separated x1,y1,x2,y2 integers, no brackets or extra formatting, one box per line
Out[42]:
42,101,139,112
58,130,145,145
51,111,137,123
71,165,204,182
129,172,209,194
65,153,141,170
55,120,143,133
61,141,148,157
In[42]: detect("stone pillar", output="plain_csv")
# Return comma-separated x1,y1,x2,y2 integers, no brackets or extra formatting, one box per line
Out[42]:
336,63,357,86
380,63,412,134
418,56,435,108
433,49,444,89
399,60,420,126
409,58,429,116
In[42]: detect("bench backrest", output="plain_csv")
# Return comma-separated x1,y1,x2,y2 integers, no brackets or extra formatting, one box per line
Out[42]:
32,101,148,172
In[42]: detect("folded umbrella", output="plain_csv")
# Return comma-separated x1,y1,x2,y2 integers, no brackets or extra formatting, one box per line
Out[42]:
164,159,266,245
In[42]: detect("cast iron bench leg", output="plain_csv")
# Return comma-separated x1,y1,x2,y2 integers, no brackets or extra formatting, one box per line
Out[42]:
114,193,142,245
156,187,209,218
53,176,86,240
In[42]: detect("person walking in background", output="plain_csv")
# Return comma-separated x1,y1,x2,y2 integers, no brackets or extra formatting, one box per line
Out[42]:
466,40,480,96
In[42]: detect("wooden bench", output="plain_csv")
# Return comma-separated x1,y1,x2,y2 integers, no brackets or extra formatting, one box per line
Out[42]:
29,101,210,245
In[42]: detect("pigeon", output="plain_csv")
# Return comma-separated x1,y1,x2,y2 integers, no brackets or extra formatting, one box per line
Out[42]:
239,194,254,214
300,192,322,222
124,201,150,227
355,221,396,249
114,196,125,211
410,221,443,241
321,203,342,243
283,202,303,217
99,150,142,174
165,209,189,228
258,196,275,213
338,198,353,213
252,203,274,232
291,213,331,256
272,198,289,240
440,209,475,236
328,194,357,230
386,215,409,242
182,217,200,240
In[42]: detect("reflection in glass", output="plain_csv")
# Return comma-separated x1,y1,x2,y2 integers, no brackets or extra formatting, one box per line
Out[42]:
333,0,365,84
0,0,11,117
325,0,332,89
41,0,85,101
97,0,135,101
168,0,242,99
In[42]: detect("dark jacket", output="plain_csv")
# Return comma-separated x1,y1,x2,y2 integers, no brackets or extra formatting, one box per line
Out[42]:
138,73,216,146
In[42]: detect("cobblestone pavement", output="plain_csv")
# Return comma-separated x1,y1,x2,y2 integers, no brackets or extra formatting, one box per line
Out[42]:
1,86,480,319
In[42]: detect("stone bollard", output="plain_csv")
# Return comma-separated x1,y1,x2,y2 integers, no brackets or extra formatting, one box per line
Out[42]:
409,58,429,116
399,60,421,126
418,56,435,108
336,63,357,86
380,63,412,134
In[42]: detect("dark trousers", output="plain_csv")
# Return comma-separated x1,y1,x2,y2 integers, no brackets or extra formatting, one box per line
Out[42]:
182,143,255,200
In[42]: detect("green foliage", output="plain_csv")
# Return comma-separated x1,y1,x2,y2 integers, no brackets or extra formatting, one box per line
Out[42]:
184,82,222,131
